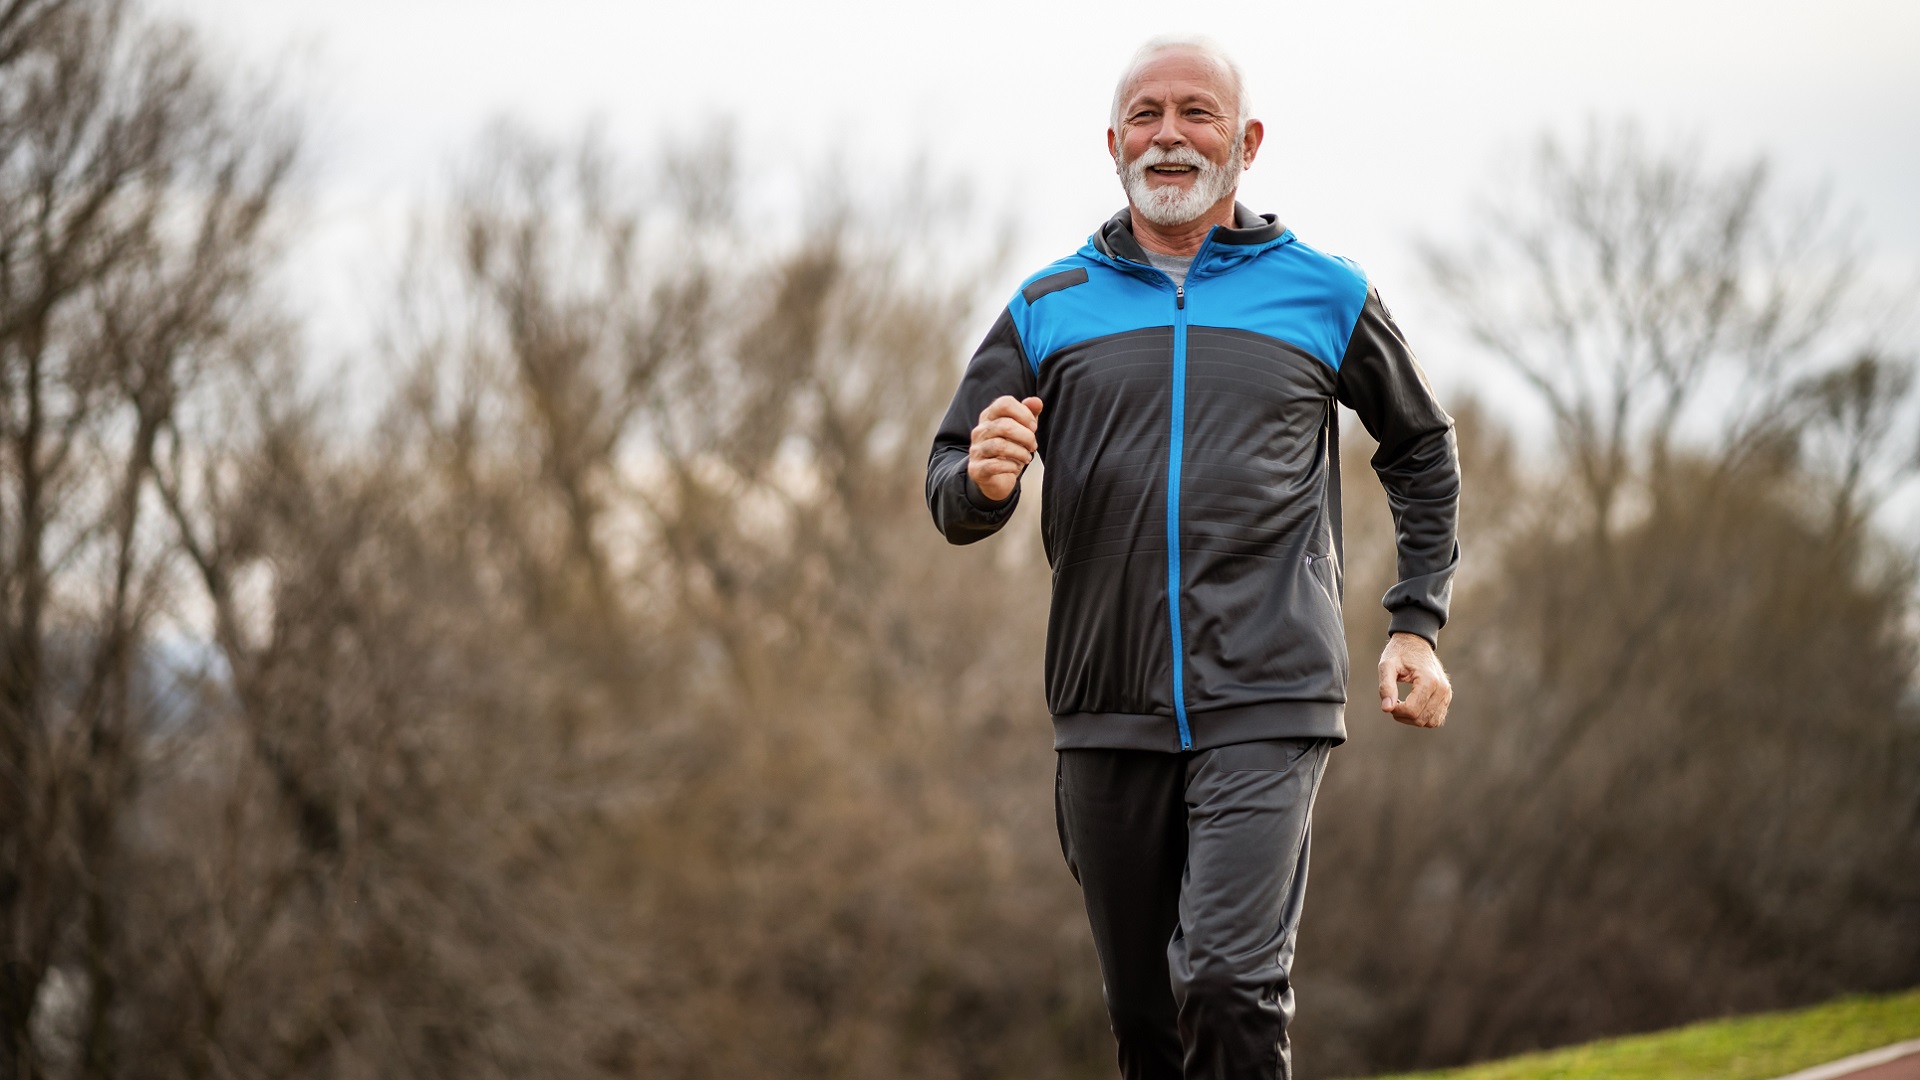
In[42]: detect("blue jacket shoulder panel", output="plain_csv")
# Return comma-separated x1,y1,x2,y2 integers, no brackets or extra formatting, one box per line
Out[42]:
1009,251,1173,374
1186,236,1370,371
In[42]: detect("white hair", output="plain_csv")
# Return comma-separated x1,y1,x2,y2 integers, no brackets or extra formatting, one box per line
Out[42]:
1109,35,1251,135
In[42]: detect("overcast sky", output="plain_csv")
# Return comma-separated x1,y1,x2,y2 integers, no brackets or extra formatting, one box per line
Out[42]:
156,0,1920,402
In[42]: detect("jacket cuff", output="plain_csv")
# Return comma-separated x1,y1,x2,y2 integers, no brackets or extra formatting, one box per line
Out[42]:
964,476,1018,513
1387,608,1442,650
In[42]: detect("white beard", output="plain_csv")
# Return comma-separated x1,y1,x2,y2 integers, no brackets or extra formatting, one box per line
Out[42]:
1120,138,1244,227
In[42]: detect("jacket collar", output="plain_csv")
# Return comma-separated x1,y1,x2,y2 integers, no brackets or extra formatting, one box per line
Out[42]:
1091,202,1288,265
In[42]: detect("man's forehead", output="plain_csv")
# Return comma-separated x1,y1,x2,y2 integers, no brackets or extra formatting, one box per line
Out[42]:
1120,50,1231,107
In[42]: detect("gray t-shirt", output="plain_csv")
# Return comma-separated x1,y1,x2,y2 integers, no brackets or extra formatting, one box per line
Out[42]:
1145,251,1193,286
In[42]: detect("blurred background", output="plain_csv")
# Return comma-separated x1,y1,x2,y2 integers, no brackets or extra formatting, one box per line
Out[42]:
1,1,1916,1077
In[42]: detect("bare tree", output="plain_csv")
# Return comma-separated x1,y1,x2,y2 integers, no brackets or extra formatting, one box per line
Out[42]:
1792,352,1919,537
1417,119,1881,539
0,0,294,1073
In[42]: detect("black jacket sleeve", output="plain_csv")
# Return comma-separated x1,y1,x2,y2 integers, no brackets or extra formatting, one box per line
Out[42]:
926,307,1038,545
1334,287,1460,646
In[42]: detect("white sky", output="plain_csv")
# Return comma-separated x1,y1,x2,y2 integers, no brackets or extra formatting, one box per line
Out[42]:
159,0,1920,407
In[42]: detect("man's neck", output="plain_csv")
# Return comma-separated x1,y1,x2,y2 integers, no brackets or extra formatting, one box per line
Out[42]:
1129,195,1237,257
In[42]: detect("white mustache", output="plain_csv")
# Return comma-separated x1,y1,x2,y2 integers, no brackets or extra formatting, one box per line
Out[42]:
1126,145,1213,180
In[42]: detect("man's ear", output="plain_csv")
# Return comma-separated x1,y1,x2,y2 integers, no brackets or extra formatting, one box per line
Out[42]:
1240,119,1265,170
1107,126,1120,172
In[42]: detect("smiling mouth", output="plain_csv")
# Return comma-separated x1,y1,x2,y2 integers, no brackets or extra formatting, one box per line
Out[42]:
1149,164,1195,176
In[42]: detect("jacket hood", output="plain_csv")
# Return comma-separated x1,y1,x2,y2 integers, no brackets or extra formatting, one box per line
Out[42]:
1089,202,1290,270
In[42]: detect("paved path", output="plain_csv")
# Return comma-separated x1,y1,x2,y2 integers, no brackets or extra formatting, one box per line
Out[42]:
1774,1040,1920,1080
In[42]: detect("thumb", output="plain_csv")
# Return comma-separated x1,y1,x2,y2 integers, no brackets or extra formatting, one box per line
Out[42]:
1023,397,1045,419
1378,657,1401,712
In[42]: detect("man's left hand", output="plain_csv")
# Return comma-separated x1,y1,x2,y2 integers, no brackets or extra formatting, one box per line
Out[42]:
1378,632,1451,729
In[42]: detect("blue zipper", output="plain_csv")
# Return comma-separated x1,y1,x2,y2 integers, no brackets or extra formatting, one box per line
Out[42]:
1168,275,1192,750
1128,237,1214,752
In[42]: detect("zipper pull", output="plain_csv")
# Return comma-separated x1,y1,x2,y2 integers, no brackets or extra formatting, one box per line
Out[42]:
1176,283,1185,309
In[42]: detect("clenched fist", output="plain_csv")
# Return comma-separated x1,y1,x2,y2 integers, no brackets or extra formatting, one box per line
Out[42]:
968,395,1044,503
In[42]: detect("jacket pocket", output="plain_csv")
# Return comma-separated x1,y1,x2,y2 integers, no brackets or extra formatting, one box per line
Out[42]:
1182,546,1350,707
1304,552,1339,609
1304,551,1349,673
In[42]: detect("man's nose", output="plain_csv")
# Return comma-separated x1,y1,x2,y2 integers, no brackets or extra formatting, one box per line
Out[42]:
1151,112,1185,148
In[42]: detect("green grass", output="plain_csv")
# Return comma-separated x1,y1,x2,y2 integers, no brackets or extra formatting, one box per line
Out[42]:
1365,987,1920,1080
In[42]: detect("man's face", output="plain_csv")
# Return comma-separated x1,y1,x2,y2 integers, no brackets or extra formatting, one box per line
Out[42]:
1108,49,1260,228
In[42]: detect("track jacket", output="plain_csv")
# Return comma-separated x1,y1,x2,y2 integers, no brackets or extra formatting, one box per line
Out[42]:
926,205,1459,752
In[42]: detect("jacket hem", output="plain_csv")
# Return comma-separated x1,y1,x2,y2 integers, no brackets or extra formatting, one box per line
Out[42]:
1052,701,1347,753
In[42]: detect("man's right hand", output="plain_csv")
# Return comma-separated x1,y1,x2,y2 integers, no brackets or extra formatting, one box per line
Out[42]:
968,395,1045,503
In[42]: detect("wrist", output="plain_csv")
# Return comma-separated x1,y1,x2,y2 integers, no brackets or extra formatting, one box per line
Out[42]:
1387,629,1436,655
964,476,1016,510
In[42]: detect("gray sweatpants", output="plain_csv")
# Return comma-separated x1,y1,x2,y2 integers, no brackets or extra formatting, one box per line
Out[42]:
1055,739,1331,1080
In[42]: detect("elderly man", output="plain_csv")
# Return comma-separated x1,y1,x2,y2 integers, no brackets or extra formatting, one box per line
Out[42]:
925,36,1459,1080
